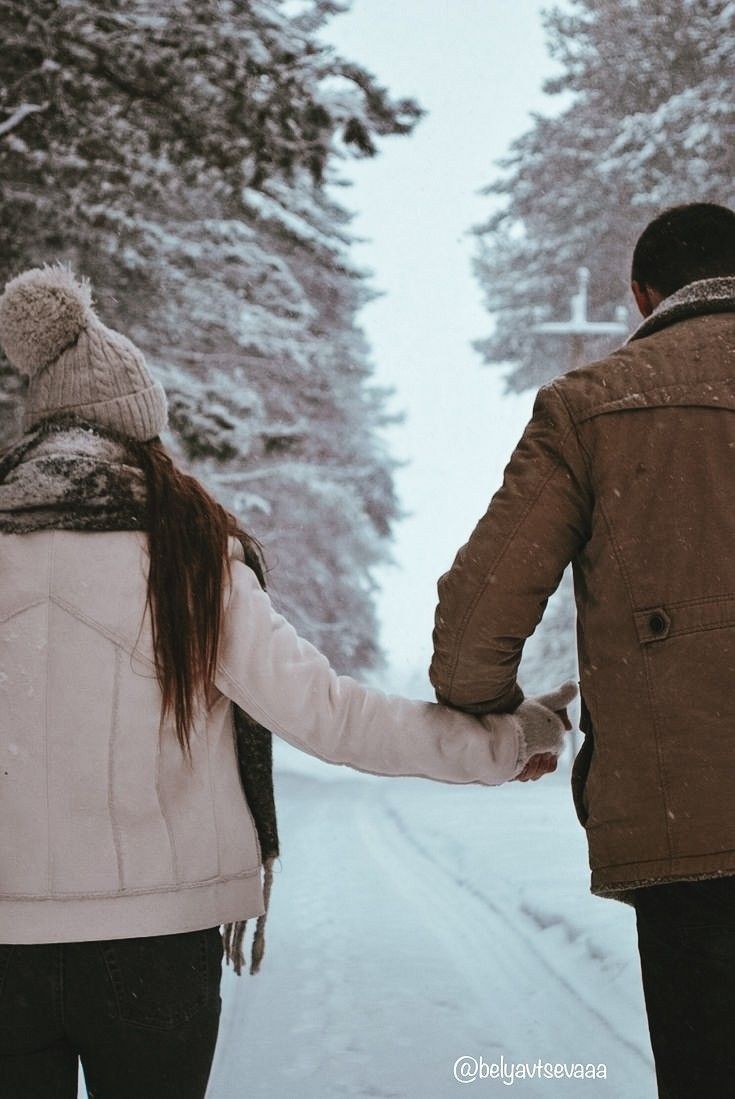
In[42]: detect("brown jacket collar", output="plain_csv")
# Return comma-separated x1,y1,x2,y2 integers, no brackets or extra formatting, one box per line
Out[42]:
629,275,735,342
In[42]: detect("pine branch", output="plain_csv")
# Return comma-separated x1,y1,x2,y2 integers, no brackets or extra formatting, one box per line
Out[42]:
0,101,49,139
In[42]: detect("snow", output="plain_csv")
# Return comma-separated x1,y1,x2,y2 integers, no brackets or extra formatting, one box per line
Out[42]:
66,596,625,1093
319,0,579,689
201,745,656,1098
74,744,656,1098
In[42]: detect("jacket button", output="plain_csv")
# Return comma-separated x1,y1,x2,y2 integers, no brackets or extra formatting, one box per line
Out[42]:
649,613,667,634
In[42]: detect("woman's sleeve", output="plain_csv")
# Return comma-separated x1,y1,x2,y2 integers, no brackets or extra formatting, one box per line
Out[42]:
214,561,523,786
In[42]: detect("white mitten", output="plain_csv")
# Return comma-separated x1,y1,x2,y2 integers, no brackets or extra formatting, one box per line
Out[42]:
513,680,578,771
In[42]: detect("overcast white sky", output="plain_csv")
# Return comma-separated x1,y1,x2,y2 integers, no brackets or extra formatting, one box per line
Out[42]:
323,1,565,694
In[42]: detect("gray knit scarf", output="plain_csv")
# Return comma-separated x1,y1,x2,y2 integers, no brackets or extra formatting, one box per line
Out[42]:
0,414,278,975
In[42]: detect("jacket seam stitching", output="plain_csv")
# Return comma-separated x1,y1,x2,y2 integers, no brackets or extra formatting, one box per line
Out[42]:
109,648,126,890
0,868,261,900
637,591,735,611
154,713,179,883
49,595,156,670
574,373,735,423
205,711,222,878
640,645,675,860
592,849,735,872
578,401,735,424
553,382,596,485
0,598,47,624
45,534,54,893
591,492,674,858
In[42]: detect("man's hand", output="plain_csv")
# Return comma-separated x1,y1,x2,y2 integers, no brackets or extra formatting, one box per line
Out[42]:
509,680,578,781
513,752,558,781
514,694,574,780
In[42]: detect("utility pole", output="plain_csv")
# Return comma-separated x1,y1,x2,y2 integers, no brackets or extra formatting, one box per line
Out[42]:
532,269,629,763
533,267,628,367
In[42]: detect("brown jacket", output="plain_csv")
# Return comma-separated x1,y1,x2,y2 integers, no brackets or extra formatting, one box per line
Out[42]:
430,277,735,901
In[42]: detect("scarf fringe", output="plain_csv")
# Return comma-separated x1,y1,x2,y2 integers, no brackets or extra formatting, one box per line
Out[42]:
222,857,276,976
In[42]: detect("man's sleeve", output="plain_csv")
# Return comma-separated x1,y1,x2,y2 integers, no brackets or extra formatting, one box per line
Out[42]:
429,381,592,713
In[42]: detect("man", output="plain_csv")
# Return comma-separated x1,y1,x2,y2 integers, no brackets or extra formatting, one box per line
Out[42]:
430,203,735,1098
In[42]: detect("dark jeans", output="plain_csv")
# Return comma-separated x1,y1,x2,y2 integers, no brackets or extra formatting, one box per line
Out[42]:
0,925,223,1099
633,875,735,1098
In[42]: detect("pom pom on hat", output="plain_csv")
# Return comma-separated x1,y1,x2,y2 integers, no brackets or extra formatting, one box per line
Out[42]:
0,263,93,377
0,262,168,442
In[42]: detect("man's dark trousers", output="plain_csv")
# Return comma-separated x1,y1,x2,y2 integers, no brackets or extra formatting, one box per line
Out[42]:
633,875,735,1098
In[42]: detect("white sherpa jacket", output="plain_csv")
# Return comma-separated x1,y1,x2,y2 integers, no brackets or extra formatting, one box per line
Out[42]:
0,529,527,944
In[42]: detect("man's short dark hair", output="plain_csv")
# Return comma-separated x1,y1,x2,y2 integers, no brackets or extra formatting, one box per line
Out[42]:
631,202,735,298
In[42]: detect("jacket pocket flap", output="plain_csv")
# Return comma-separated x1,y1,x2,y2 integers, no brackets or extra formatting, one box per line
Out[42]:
586,379,735,420
635,596,735,644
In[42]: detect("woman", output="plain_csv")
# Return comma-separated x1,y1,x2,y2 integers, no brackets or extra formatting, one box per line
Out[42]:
0,265,574,1099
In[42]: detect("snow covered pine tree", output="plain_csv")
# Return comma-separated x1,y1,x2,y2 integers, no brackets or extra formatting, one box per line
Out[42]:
0,0,422,669
473,0,735,392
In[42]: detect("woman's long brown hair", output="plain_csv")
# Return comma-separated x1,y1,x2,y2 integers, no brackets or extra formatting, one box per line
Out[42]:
133,439,266,762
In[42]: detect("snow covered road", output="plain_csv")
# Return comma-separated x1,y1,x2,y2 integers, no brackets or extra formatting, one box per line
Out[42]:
205,754,658,1098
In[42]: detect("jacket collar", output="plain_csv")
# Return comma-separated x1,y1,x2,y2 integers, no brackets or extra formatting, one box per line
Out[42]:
629,276,735,343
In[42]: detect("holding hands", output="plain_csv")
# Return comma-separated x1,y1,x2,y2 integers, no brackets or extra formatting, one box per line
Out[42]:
482,681,578,783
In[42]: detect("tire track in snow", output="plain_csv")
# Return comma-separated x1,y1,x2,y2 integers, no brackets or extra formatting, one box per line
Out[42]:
357,788,652,1082
210,776,422,1098
208,773,655,1097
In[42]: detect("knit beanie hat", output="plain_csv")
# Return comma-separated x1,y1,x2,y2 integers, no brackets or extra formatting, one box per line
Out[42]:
0,264,168,441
